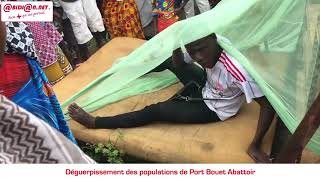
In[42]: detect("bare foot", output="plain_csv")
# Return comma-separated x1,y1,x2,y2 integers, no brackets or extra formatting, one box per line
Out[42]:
247,144,272,163
68,103,95,128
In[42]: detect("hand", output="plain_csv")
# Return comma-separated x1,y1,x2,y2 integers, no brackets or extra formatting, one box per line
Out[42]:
172,48,186,67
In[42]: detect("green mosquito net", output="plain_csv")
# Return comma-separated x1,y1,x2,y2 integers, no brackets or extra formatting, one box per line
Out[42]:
61,0,320,154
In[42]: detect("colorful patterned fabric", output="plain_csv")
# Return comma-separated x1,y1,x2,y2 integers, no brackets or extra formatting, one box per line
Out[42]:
0,95,95,164
56,46,73,76
102,0,145,39
152,0,178,32
11,58,76,144
4,22,37,59
0,54,31,99
152,0,175,19
26,22,63,68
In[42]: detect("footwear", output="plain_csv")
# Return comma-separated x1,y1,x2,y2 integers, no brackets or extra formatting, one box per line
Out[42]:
78,38,98,61
92,31,107,48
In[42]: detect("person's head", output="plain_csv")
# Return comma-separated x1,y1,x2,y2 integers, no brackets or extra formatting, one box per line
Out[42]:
0,21,6,67
185,33,222,68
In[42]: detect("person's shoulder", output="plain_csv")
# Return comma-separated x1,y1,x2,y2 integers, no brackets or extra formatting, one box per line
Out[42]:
221,51,253,82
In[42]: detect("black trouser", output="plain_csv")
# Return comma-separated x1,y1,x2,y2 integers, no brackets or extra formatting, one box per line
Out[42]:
95,59,220,129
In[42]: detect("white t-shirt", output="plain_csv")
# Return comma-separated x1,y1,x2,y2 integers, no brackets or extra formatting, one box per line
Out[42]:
183,46,264,121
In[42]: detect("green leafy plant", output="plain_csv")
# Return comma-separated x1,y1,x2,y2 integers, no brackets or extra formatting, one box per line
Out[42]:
81,142,124,163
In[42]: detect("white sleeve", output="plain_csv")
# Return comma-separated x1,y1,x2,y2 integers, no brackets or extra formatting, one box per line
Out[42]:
237,79,264,103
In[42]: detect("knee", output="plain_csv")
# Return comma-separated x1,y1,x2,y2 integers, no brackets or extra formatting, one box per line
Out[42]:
141,102,163,118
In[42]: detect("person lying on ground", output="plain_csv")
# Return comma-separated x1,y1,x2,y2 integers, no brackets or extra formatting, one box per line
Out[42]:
68,33,276,163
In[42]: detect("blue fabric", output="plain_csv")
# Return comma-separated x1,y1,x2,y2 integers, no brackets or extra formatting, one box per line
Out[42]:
12,58,76,144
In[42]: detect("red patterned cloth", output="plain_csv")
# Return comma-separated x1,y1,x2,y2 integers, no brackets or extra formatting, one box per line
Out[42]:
157,15,178,32
0,54,31,99
26,22,63,68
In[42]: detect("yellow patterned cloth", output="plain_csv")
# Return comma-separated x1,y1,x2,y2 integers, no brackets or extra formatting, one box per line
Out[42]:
102,0,145,39
43,47,73,85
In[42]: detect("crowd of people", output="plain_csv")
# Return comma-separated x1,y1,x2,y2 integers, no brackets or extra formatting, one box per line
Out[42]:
1,0,278,163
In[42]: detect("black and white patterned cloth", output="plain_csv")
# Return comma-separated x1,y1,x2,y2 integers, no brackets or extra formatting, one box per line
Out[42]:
0,95,95,164
5,22,37,59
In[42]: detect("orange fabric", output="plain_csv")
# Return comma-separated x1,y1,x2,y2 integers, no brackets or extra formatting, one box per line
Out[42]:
102,0,145,39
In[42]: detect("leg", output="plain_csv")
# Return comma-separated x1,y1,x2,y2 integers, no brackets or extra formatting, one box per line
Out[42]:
60,1,92,45
60,1,97,60
68,93,219,129
81,0,107,47
195,0,211,14
270,119,291,161
82,0,105,33
143,21,156,40
276,94,320,163
184,0,195,18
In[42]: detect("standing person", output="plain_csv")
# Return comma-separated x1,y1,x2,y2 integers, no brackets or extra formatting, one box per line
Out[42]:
101,0,145,39
0,22,76,143
135,0,155,39
0,21,93,163
68,34,276,163
53,0,83,66
59,0,107,60
26,22,73,84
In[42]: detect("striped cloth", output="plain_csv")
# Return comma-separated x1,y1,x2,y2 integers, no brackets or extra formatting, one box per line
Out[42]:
0,95,95,164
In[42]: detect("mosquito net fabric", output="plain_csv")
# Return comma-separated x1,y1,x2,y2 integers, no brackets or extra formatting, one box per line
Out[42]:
61,0,320,154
